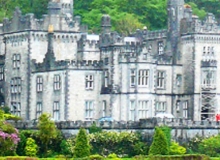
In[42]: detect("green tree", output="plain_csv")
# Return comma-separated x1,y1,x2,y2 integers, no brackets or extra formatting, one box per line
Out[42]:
37,113,58,157
25,137,38,157
160,126,171,147
74,128,90,158
149,127,169,155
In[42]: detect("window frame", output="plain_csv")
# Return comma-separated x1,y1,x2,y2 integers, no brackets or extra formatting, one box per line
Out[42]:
85,74,94,90
138,69,149,86
158,42,164,55
53,101,60,121
36,102,42,119
36,76,43,92
85,101,94,120
157,71,165,89
138,100,149,119
54,75,61,91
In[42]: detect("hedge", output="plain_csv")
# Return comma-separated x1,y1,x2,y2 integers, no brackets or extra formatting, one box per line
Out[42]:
149,154,210,160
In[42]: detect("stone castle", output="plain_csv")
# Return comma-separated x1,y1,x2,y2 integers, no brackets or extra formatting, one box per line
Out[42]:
0,0,219,121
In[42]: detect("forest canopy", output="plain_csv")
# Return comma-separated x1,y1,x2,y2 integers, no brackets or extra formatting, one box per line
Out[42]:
0,0,219,34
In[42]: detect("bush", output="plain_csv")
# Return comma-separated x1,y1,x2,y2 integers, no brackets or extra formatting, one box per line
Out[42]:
198,135,220,157
25,138,38,157
89,131,148,157
108,153,118,158
89,154,104,160
160,126,171,147
0,109,20,156
148,127,169,155
169,141,186,155
88,123,102,134
74,128,90,158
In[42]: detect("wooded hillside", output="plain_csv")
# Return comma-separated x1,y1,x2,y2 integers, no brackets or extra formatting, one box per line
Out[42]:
0,0,219,34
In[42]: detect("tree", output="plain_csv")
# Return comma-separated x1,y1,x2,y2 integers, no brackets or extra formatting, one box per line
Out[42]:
37,113,58,157
25,137,38,157
160,126,171,147
74,128,90,158
115,13,144,36
148,127,169,155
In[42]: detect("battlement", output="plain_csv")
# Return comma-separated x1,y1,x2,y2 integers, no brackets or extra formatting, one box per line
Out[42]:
8,118,220,130
32,59,103,71
201,60,217,68
181,13,220,34
100,32,123,47
2,6,80,33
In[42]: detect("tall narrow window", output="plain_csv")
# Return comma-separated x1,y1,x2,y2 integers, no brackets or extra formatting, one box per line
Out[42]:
104,71,108,87
85,75,94,90
156,102,166,113
54,75,61,90
138,101,149,119
157,71,165,88
85,101,94,120
130,69,136,87
202,70,216,86
158,42,164,55
102,100,107,117
36,76,43,92
12,54,21,69
10,102,21,116
0,66,4,81
129,100,136,121
53,101,60,121
36,102,42,119
176,74,182,87
183,101,188,118
138,70,149,86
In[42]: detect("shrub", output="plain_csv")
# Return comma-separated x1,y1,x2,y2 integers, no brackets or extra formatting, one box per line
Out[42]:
169,141,186,155
89,154,104,160
160,126,171,147
198,135,220,157
149,154,210,160
74,128,90,158
0,109,20,156
88,123,102,134
89,131,147,157
60,140,72,157
25,138,38,157
148,127,169,155
108,153,118,158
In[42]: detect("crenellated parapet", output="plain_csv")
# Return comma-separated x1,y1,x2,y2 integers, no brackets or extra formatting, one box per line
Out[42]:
2,6,81,33
100,31,123,47
181,13,220,34
32,59,103,72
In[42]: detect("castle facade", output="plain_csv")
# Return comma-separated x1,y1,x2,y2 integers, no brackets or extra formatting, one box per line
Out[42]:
0,0,219,121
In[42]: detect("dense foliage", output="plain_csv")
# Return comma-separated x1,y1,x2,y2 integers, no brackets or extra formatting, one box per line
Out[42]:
37,113,59,157
89,131,148,157
149,127,169,155
25,138,38,157
74,128,91,158
0,0,219,34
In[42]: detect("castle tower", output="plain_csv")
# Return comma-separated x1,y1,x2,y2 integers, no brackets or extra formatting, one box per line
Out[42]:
167,0,184,64
50,0,74,15
167,0,184,34
101,15,111,33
